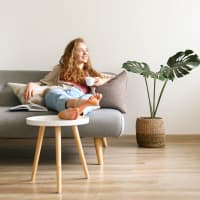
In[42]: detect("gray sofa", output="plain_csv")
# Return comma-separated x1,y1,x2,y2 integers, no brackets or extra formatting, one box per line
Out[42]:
0,70,125,163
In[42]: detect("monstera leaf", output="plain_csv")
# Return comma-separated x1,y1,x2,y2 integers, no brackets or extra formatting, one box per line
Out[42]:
166,50,200,81
122,61,156,78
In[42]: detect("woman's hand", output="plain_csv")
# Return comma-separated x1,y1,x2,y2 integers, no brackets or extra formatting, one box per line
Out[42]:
24,82,39,102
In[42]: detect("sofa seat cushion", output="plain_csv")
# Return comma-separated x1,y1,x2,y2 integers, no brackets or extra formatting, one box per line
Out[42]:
0,107,56,138
0,107,124,138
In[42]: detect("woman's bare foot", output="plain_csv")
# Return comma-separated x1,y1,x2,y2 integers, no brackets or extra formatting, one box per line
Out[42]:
87,93,102,105
58,93,102,120
78,93,102,114
58,108,79,120
66,93,102,108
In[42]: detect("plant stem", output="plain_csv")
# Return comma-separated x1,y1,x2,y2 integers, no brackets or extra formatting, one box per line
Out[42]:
153,77,156,117
144,77,153,117
153,80,168,117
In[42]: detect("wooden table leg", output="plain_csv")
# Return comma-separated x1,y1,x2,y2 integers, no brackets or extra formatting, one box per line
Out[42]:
72,125,89,179
102,137,108,148
94,137,104,165
31,126,45,183
55,126,62,193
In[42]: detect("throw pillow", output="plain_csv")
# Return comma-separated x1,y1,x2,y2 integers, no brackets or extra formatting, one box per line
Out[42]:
8,82,48,105
95,70,127,113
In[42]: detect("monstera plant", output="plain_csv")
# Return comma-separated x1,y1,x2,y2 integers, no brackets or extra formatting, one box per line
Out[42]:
122,49,200,118
122,50,200,148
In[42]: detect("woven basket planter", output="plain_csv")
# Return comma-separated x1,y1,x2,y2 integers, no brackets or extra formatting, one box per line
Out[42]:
136,117,165,148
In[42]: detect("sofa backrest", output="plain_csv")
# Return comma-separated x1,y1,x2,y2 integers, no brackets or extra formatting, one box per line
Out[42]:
0,70,49,106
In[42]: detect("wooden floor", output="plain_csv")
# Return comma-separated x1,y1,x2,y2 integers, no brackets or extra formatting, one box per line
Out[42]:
0,135,200,200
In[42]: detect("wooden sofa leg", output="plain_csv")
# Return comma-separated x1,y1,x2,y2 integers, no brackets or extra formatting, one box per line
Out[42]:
102,137,108,148
94,137,104,165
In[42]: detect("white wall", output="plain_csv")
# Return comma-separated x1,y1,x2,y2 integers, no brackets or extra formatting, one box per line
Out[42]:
0,0,200,134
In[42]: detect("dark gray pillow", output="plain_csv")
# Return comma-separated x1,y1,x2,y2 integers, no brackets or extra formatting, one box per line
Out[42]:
96,71,127,113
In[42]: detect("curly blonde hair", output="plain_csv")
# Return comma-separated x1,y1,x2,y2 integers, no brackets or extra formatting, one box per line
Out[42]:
59,38,102,84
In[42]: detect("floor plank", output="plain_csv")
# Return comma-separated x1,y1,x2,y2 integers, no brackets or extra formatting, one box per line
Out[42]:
0,135,200,200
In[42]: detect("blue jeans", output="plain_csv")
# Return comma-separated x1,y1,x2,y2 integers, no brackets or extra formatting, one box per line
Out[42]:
44,87,99,115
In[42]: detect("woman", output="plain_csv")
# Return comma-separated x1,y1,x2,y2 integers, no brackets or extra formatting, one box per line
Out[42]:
24,38,109,120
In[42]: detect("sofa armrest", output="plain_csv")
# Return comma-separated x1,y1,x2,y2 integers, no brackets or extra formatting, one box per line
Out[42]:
0,84,20,106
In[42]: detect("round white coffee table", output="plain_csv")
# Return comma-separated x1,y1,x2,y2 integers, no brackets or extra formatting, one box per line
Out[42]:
26,115,89,193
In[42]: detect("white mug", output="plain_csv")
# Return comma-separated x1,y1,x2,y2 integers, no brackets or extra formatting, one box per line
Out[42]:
86,77,95,86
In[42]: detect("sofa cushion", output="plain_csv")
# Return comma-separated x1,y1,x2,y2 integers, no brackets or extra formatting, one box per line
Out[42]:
96,71,127,113
0,107,124,138
8,82,48,105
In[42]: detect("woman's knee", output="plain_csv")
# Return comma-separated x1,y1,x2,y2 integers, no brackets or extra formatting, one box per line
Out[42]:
44,88,67,111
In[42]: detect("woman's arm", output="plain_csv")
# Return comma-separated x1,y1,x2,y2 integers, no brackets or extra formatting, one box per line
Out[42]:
93,72,115,86
93,76,110,86
24,82,41,102
24,65,62,102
